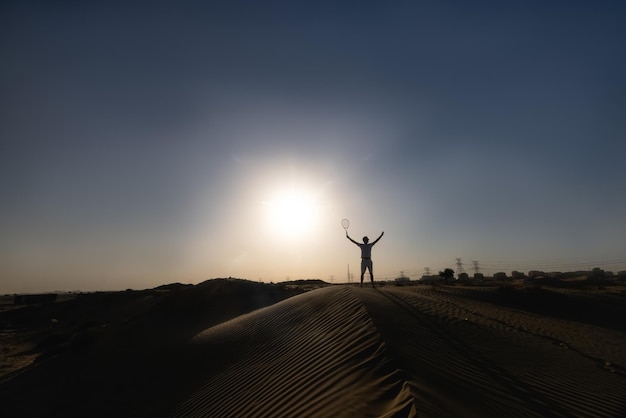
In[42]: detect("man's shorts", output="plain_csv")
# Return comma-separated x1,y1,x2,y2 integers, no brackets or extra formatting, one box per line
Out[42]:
361,258,373,274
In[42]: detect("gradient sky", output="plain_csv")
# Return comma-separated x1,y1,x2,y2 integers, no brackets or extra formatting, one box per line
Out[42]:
2,1,625,293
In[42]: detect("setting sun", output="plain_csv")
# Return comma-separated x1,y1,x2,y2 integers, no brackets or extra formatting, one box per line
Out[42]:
263,189,319,238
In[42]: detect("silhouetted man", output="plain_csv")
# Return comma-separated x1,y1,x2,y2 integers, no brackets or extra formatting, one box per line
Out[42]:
346,231,384,287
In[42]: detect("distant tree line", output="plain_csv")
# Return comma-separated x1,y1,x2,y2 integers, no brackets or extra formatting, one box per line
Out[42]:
422,267,626,283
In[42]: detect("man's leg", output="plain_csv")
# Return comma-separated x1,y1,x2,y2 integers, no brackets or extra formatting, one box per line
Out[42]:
370,262,375,288
360,260,366,287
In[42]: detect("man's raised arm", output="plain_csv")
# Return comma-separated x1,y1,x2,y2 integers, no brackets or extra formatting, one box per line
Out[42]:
372,231,384,245
346,233,359,245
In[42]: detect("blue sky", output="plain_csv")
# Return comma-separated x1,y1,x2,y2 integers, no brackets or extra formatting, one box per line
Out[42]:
2,1,625,292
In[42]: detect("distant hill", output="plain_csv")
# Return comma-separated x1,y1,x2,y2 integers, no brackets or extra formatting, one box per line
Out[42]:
152,283,194,291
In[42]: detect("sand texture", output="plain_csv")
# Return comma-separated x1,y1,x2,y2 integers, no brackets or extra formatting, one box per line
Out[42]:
1,281,625,417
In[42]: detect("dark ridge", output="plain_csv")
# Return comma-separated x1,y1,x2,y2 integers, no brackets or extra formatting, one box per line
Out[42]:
282,279,330,286
152,283,193,291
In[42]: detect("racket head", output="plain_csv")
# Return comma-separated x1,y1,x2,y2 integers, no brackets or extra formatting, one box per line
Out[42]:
341,219,350,230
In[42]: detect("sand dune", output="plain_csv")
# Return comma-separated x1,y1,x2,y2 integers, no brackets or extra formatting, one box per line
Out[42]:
175,287,415,417
2,282,625,417
175,285,626,417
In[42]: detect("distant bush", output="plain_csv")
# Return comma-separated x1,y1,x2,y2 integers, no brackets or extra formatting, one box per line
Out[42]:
439,268,455,283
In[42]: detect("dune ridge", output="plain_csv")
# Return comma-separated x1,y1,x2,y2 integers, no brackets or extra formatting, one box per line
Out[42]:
174,286,416,417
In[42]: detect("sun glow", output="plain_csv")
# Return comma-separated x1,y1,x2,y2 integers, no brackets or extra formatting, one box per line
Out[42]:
263,189,319,238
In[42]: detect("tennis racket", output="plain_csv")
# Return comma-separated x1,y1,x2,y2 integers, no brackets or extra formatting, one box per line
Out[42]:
342,219,350,231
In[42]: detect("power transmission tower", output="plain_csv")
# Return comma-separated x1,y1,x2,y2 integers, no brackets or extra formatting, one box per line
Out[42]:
455,258,466,277
472,260,481,275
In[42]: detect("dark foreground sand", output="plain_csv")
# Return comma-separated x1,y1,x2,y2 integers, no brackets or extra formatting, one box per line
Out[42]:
2,280,625,417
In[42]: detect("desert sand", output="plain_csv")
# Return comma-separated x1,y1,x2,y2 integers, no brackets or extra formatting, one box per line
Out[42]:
1,279,625,417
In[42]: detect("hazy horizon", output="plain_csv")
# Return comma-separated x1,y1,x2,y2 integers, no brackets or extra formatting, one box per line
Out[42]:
2,1,625,294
